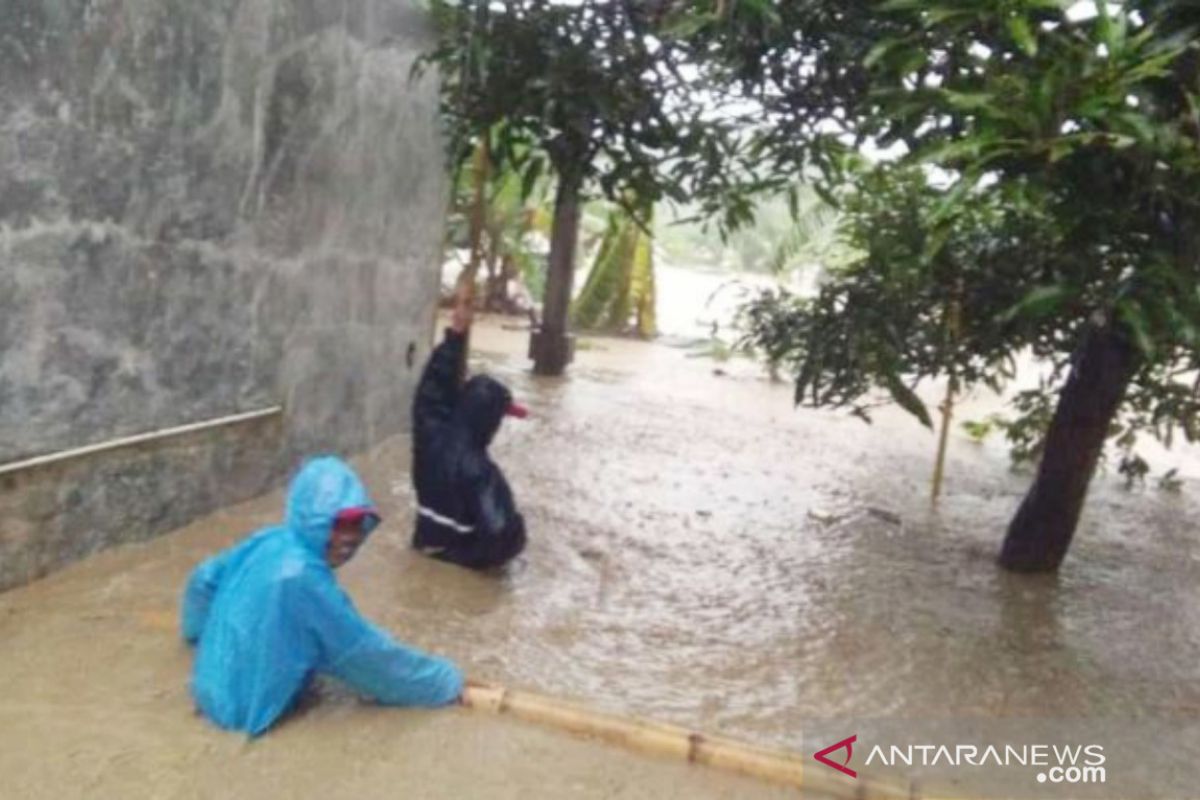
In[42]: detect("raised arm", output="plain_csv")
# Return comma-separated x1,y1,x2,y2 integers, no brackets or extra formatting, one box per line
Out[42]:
413,302,473,427
413,329,466,425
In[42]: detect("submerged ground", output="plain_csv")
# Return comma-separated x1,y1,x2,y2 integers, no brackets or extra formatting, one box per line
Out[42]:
2,315,1197,798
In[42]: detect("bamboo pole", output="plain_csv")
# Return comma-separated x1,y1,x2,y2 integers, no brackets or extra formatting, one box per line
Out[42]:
930,377,956,505
461,682,940,800
930,293,962,505
138,611,961,800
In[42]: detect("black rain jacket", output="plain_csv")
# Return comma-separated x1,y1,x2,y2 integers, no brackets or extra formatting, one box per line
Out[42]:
411,330,526,569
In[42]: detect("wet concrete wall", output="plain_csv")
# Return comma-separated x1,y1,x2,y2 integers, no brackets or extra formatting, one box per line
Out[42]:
0,0,447,590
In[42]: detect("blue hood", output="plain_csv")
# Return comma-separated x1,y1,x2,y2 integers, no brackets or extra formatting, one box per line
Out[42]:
284,456,379,556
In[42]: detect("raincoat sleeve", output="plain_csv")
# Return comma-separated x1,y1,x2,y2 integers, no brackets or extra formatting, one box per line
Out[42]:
182,553,227,644
181,529,273,644
414,329,464,426
304,575,463,707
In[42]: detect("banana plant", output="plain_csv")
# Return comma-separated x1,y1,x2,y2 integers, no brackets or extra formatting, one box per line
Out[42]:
573,202,658,338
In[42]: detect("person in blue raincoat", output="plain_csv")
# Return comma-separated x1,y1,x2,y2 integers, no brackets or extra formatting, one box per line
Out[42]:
181,455,463,736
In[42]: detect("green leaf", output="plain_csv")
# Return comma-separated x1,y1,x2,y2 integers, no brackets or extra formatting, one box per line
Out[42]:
938,90,996,112
661,12,713,41
1048,139,1075,163
520,157,544,202
1118,300,1156,357
919,138,983,164
922,222,952,261
926,7,974,25
1095,2,1121,53
1007,15,1037,57
740,0,783,25
864,40,895,69
930,171,980,224
961,419,995,442
999,285,1071,323
884,372,933,428
1113,111,1156,145
1046,132,1137,161
1123,48,1186,85
877,0,927,12
812,182,842,211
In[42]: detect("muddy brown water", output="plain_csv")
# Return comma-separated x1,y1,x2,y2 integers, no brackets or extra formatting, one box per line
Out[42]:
2,316,1198,798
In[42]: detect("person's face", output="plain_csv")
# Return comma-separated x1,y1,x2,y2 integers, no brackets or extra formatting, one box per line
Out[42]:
326,519,368,568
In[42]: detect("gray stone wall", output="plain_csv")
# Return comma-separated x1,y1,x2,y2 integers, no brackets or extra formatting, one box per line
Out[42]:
0,0,447,590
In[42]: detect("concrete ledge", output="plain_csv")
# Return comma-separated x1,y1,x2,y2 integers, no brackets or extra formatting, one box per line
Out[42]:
0,411,285,592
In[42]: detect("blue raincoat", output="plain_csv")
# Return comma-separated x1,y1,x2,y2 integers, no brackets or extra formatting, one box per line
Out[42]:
181,456,463,736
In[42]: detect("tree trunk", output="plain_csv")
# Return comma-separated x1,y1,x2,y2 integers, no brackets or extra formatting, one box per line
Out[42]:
999,324,1139,572
490,254,517,313
482,226,503,311
532,173,583,375
485,228,500,290
632,225,657,338
455,136,491,384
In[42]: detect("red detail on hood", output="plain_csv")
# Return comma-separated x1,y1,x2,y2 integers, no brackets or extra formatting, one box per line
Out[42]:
335,506,378,526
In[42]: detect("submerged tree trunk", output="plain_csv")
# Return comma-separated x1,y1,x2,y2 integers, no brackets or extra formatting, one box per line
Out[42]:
532,172,583,375
999,324,1139,572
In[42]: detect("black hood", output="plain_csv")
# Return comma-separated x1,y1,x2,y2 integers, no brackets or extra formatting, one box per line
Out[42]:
454,375,512,448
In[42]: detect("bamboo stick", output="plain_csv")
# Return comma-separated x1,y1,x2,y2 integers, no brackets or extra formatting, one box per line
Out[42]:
139,620,960,799
930,377,956,505
930,293,963,505
461,682,935,800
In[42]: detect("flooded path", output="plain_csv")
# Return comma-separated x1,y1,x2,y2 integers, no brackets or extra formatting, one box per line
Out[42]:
2,315,1198,797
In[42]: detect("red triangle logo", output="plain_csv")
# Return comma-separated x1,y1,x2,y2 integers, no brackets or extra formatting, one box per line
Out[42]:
813,734,858,778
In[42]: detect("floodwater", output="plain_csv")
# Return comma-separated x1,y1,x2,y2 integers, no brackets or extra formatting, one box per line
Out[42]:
2,315,1199,798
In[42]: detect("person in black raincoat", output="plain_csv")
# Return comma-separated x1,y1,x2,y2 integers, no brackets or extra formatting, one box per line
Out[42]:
411,302,527,570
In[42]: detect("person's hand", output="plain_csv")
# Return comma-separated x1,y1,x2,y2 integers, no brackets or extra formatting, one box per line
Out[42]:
451,296,473,334
458,678,484,706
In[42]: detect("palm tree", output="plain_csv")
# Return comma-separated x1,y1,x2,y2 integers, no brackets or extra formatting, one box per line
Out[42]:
761,185,850,285
655,185,849,283
572,203,657,338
